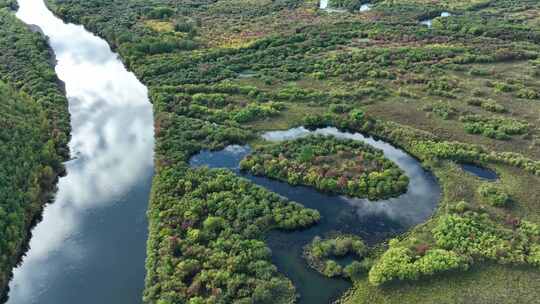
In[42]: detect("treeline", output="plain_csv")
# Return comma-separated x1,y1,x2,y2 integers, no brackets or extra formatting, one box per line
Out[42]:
145,166,320,304
0,7,70,297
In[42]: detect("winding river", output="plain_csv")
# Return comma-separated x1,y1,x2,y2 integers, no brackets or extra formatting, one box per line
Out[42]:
8,1,440,303
190,127,441,304
7,1,154,303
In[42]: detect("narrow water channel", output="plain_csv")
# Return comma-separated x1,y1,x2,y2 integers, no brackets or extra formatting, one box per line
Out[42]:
190,127,441,304
7,1,154,303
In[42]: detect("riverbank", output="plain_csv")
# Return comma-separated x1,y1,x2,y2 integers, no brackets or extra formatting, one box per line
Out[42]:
0,3,70,298
3,1,154,303
189,126,440,304
42,0,540,303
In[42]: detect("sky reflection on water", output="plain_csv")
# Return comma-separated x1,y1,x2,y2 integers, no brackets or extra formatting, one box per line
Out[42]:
8,1,154,303
262,127,440,228
190,127,441,304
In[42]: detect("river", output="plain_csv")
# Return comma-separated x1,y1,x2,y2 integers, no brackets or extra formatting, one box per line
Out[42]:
9,1,441,303
6,1,154,303
190,127,441,304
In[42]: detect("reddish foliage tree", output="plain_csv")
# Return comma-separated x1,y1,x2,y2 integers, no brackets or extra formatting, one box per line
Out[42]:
415,243,430,256
338,176,348,188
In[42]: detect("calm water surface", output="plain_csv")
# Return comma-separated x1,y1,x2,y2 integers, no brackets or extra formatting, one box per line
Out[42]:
460,163,498,181
190,127,441,304
7,1,154,303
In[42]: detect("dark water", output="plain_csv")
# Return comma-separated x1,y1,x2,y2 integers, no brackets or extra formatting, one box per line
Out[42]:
7,1,154,303
190,127,441,304
460,163,498,181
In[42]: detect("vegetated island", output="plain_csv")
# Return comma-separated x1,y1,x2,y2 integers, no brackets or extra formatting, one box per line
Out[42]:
240,135,409,199
303,234,369,280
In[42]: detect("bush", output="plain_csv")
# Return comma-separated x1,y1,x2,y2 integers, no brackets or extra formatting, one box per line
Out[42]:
329,103,352,114
467,98,506,113
422,101,457,119
304,235,367,279
477,184,511,207
433,212,540,265
516,89,539,99
368,247,469,286
323,260,342,277
145,6,174,19
368,247,416,285
343,261,367,280
493,81,515,93
460,114,529,140
328,0,362,10
453,201,471,213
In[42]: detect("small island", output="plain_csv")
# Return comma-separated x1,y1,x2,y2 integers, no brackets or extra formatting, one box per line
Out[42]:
240,135,409,200
303,235,369,280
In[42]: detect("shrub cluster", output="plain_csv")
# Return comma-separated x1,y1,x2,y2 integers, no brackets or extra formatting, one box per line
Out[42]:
303,235,368,279
328,0,365,11
145,167,320,303
368,246,469,286
411,140,540,176
369,208,540,286
240,135,409,199
433,212,540,265
466,98,506,113
477,183,511,207
460,114,529,140
422,101,458,119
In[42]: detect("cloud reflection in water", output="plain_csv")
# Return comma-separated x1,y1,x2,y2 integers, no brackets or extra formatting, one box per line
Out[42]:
8,1,154,303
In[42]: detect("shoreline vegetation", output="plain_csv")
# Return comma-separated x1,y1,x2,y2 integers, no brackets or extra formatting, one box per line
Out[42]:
302,234,369,280
22,0,540,302
0,0,70,298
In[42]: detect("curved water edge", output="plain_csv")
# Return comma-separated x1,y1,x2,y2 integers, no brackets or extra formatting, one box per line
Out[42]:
420,12,451,28
7,1,154,304
190,127,441,304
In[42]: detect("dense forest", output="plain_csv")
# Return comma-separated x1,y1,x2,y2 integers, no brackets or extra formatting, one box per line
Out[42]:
41,0,540,303
240,135,409,199
0,0,70,297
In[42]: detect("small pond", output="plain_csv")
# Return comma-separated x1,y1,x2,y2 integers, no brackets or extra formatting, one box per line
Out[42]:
190,127,441,304
460,163,498,181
